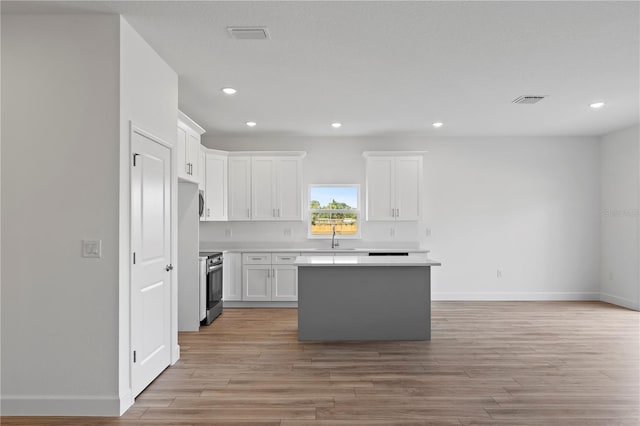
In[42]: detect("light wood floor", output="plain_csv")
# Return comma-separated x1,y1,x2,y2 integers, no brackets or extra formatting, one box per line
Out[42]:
3,302,639,425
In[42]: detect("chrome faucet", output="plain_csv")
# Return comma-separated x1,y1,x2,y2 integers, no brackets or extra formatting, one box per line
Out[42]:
331,224,339,249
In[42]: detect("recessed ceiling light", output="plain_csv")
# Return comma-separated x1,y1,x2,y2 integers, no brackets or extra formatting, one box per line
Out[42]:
246,121,257,127
589,102,605,109
222,87,237,95
432,122,444,128
331,122,342,128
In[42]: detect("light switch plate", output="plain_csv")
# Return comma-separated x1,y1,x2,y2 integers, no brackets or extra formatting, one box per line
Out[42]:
82,240,102,258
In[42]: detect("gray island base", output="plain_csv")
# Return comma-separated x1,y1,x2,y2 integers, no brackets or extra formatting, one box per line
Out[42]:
296,255,440,341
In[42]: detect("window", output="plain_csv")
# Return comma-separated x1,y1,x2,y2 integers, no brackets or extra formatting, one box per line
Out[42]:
308,185,360,238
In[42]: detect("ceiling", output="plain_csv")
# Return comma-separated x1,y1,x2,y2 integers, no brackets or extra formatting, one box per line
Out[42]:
3,1,639,137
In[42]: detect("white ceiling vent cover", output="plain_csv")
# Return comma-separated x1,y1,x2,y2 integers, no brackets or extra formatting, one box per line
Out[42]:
227,27,270,40
512,95,547,104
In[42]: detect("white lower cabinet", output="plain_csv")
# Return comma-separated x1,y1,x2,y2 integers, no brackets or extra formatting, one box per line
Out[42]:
242,265,272,301
272,265,298,301
223,252,242,301
241,252,299,302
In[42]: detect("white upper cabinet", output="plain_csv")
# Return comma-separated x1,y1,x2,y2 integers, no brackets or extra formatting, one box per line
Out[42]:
198,145,206,190
275,158,302,221
228,156,252,221
251,156,302,221
251,157,276,220
203,152,304,222
177,110,205,184
395,156,422,221
366,156,395,221
203,152,228,221
365,153,423,221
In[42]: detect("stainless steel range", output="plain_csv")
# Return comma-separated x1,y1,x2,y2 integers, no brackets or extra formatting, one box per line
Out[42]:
199,251,223,325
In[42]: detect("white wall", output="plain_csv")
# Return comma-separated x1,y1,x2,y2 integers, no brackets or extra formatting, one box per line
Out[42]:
1,14,179,416
202,134,601,300
118,16,179,412
177,183,200,331
1,15,121,414
600,125,640,310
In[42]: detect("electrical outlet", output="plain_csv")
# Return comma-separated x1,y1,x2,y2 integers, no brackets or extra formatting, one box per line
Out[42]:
82,240,102,258
425,227,431,237
390,227,395,237
284,228,292,237
497,269,503,278
224,228,232,238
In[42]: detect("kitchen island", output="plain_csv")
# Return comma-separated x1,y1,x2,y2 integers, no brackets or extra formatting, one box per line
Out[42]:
295,254,441,341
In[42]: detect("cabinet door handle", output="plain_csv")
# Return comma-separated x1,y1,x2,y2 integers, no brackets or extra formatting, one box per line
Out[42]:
277,208,280,217
267,269,270,278
186,163,190,174
396,208,399,217
247,208,250,218
207,208,210,217
391,208,395,217
190,163,193,175
251,257,263,261
280,257,291,260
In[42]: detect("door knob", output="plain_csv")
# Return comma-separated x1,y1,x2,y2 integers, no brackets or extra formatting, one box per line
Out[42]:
165,264,174,271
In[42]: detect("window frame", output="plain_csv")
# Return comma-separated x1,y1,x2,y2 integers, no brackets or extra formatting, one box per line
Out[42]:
307,184,362,239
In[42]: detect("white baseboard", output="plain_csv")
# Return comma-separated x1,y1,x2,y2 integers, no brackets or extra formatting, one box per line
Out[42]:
432,291,600,301
171,344,180,365
223,301,298,308
1,394,121,416
119,390,134,416
600,292,640,311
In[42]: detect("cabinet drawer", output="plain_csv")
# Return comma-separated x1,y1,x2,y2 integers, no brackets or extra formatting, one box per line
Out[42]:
273,252,300,264
243,252,272,264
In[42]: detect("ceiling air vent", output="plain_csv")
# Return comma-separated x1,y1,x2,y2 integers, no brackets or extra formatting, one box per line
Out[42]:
512,95,547,104
227,27,270,40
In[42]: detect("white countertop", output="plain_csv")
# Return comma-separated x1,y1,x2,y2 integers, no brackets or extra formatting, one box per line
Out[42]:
213,247,429,254
295,254,441,267
200,241,429,254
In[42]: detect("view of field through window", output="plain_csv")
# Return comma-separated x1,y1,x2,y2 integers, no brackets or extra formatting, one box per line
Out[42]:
309,186,359,235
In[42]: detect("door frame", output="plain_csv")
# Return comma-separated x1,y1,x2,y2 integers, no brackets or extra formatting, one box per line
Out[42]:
128,122,179,399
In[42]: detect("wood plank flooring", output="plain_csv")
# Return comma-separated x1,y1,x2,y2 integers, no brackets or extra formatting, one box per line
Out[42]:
3,301,639,425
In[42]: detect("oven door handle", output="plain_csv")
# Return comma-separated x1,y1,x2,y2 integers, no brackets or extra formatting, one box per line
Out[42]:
208,263,223,273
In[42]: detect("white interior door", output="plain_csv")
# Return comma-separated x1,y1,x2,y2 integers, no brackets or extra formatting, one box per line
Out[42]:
131,129,172,397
